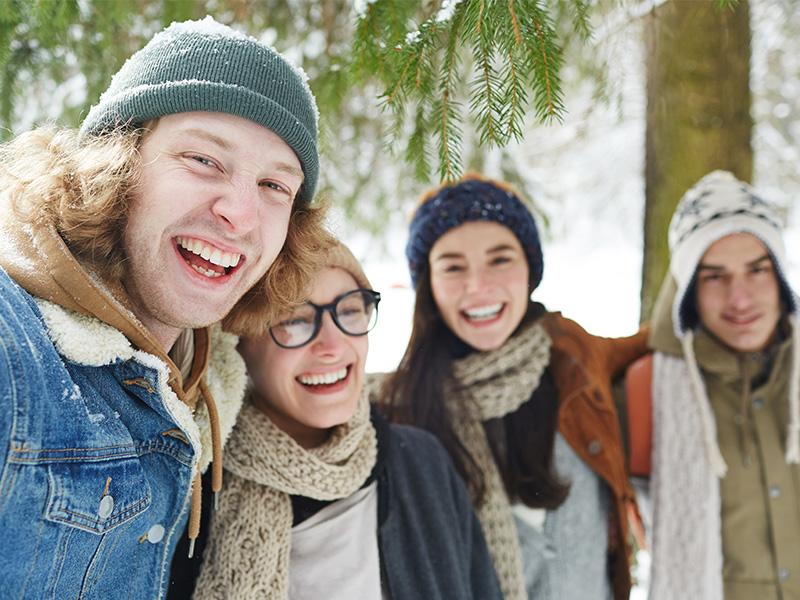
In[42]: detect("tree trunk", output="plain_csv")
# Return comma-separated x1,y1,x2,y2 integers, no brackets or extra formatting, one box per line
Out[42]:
641,0,752,322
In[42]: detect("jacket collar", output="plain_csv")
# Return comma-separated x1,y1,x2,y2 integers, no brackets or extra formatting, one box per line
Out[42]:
33,298,246,471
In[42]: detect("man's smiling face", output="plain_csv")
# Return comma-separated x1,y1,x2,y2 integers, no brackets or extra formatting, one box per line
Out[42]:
123,111,304,350
695,232,782,352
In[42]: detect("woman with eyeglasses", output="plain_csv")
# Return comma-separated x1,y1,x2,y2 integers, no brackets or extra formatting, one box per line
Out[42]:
178,241,503,600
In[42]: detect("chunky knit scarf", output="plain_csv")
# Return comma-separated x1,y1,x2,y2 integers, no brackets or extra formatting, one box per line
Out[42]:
448,320,552,600
649,348,725,600
193,389,377,600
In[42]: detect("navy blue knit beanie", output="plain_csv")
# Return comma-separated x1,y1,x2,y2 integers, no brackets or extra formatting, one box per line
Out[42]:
406,176,543,289
80,17,319,204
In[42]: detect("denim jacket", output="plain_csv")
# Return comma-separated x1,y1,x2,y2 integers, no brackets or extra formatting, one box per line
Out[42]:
0,267,246,599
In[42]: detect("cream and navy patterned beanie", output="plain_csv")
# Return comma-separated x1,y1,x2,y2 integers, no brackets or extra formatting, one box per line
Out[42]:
669,169,797,337
80,16,319,204
668,170,800,474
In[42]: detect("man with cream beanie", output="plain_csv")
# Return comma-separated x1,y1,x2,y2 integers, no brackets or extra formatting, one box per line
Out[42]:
640,170,800,599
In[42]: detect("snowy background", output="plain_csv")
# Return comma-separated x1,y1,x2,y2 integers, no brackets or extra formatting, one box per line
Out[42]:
336,5,800,594
338,0,800,375
5,1,799,596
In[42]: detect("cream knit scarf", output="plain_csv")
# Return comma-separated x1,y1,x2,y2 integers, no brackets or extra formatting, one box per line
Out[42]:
448,320,551,600
649,348,723,600
193,389,377,600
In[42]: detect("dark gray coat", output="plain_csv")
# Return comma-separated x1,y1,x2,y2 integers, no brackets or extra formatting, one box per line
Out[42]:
169,408,502,600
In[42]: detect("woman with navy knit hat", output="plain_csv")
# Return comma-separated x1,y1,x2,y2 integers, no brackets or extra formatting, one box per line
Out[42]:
375,173,649,600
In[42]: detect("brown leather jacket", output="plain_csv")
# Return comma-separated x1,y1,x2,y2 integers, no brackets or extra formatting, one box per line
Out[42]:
541,312,650,600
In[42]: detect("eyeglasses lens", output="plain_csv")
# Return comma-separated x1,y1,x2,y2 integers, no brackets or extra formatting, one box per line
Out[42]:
335,291,378,335
270,290,379,348
270,304,317,348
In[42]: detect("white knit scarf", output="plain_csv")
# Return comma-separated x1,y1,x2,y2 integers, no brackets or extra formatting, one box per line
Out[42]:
193,389,377,600
649,349,723,600
448,320,551,600
650,318,800,599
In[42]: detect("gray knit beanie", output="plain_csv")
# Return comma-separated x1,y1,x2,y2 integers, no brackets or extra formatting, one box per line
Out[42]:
80,16,319,203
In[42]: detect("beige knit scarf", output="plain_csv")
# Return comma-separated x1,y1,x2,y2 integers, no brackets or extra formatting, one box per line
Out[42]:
448,320,551,600
193,389,377,600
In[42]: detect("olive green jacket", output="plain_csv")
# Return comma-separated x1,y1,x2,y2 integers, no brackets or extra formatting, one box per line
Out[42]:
649,275,800,600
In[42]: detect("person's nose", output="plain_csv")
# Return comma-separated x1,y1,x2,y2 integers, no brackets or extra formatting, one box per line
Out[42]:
728,277,756,311
465,266,492,294
311,312,346,356
210,178,260,235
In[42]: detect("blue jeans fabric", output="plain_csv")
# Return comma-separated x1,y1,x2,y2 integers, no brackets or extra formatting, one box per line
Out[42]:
0,267,196,599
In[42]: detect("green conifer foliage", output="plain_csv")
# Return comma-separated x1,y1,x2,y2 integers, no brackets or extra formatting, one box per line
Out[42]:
353,0,591,181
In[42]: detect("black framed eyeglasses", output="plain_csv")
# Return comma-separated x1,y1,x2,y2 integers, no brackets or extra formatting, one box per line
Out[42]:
269,289,381,349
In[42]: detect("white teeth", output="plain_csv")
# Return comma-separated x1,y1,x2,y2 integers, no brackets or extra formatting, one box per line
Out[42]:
176,236,242,269
464,303,503,320
298,368,348,386
189,263,223,278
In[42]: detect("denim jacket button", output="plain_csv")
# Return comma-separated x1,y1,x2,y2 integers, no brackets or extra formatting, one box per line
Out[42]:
98,495,114,520
147,524,165,544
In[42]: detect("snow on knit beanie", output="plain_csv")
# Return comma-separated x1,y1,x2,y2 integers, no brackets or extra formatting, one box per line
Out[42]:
668,169,800,473
80,16,319,204
406,174,543,290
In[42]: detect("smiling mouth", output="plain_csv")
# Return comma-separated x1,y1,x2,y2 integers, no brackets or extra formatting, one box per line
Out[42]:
463,303,504,321
297,367,349,388
725,314,760,326
175,236,242,279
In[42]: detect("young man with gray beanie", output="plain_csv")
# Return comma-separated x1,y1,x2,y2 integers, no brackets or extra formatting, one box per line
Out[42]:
627,170,800,600
0,17,332,599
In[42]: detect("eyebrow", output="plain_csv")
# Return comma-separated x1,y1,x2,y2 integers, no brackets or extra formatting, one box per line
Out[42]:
697,253,772,271
177,128,233,152
432,244,519,262
272,160,304,180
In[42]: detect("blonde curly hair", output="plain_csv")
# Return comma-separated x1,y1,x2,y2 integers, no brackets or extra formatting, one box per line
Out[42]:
0,123,335,328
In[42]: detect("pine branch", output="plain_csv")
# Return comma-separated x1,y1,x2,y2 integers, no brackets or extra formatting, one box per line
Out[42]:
468,2,503,146
351,0,580,181
503,49,526,141
568,0,592,42
438,6,465,182
508,0,522,45
438,88,464,182
406,103,431,181
533,20,557,119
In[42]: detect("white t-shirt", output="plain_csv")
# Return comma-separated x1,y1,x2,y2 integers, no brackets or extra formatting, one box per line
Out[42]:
289,481,387,599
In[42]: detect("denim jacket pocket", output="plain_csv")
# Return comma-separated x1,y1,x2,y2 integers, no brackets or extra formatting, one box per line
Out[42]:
45,455,151,534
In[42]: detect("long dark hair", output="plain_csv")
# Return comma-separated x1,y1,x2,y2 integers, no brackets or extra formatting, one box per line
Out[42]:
382,261,569,509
